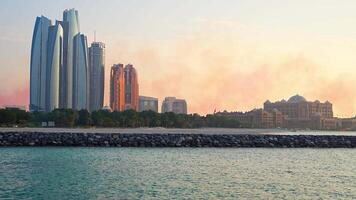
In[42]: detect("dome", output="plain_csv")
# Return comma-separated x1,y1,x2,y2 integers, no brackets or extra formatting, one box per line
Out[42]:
288,95,306,103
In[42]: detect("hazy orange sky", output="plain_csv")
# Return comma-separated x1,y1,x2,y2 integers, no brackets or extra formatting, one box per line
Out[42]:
1,0,356,117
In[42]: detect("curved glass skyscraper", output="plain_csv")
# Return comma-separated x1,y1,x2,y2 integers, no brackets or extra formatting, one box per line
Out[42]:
73,33,89,110
30,16,51,112
46,22,63,112
30,9,91,112
61,9,80,108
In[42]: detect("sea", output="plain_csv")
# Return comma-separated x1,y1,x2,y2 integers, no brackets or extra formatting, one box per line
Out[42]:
0,147,355,199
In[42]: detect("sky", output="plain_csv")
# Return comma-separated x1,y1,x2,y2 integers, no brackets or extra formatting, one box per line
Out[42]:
1,0,356,117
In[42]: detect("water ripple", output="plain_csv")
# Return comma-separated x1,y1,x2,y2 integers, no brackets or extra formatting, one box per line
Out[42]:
0,148,355,199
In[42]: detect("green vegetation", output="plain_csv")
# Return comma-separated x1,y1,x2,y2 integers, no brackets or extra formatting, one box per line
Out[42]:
0,108,241,128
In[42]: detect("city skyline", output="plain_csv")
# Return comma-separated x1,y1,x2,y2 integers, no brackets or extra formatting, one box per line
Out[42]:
2,1,356,116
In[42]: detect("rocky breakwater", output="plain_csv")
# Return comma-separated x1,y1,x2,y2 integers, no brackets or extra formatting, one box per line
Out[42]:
0,131,356,148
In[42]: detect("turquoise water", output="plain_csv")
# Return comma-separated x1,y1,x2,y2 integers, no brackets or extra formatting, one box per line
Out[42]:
0,148,355,199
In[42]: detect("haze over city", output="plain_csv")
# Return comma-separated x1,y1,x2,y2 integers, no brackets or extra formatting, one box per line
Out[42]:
1,0,356,117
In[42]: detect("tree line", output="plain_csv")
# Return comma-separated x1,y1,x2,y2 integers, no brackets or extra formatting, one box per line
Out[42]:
0,108,241,128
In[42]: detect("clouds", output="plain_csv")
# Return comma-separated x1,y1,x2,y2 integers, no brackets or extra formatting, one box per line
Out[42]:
1,12,356,118
105,32,356,117
314,75,356,117
1,30,355,117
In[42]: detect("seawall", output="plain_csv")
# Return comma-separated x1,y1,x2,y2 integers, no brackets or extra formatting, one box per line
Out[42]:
0,131,355,148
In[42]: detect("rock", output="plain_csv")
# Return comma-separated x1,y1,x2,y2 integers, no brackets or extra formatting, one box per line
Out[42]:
0,131,355,148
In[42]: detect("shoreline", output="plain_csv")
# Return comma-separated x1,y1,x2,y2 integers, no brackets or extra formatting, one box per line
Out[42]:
0,128,355,148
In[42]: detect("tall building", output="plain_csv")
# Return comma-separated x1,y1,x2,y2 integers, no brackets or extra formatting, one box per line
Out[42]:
72,33,89,110
30,9,91,112
89,42,105,112
61,9,80,109
110,64,140,111
46,22,63,112
161,97,187,114
110,64,125,111
30,16,51,112
139,96,158,112
124,64,139,111
264,95,333,120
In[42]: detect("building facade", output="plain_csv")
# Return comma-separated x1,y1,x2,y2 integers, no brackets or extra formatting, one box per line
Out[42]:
60,8,80,109
124,64,139,111
30,9,93,112
89,42,105,112
216,109,283,128
340,118,356,130
110,64,139,112
264,95,333,120
30,16,51,112
161,97,187,114
139,96,158,112
45,22,63,112
72,33,89,110
110,64,125,111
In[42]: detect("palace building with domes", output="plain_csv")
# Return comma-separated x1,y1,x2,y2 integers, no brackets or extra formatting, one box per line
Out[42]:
216,95,356,130
264,95,333,120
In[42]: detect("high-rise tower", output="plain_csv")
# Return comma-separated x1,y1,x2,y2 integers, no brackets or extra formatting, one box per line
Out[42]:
124,64,139,111
30,16,51,112
110,64,139,112
46,22,63,112
61,9,80,108
110,64,125,111
89,42,105,111
30,9,91,112
73,33,89,110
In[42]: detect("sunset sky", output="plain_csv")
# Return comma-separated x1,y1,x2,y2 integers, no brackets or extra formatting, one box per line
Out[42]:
1,0,356,117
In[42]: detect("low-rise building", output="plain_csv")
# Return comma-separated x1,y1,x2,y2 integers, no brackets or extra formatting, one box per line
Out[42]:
216,109,283,128
139,96,158,112
4,105,27,111
217,95,354,130
340,118,356,130
161,97,187,114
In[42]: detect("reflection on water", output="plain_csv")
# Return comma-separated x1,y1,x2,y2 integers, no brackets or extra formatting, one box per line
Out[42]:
0,148,355,199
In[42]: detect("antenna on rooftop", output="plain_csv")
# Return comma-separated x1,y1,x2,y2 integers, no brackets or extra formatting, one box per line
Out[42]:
94,30,96,42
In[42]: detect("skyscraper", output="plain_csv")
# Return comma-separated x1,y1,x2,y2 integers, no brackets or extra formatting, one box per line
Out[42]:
89,42,105,111
72,33,89,110
30,16,51,112
61,9,80,109
110,64,125,111
124,64,139,111
30,9,91,112
110,64,139,112
46,22,63,112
